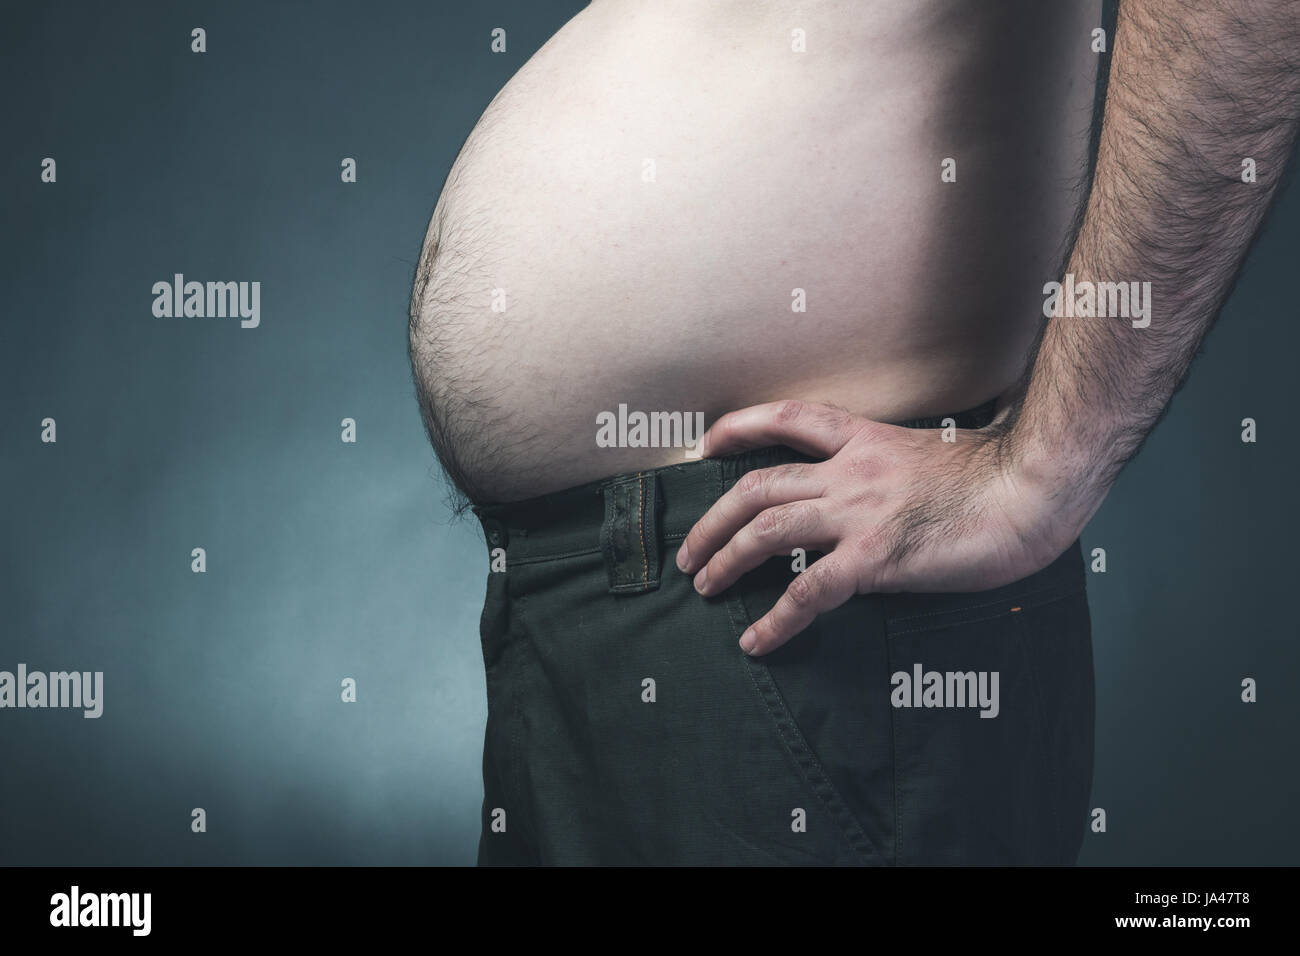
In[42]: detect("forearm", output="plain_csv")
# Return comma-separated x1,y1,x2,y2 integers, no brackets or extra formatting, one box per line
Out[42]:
1006,0,1300,533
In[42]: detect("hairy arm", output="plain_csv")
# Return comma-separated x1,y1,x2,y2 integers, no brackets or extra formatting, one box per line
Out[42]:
1005,0,1300,538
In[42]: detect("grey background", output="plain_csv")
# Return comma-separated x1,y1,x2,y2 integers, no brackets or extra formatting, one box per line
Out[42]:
1,0,1295,865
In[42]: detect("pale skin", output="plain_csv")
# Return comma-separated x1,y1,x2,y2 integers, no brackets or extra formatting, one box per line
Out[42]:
678,0,1300,656
410,0,1104,505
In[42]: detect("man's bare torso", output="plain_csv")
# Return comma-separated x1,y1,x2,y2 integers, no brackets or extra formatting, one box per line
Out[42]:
410,0,1100,503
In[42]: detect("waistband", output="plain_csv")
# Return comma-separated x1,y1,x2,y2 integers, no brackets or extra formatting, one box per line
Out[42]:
472,398,998,578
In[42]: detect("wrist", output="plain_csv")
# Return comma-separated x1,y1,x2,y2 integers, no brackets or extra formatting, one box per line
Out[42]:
994,414,1103,559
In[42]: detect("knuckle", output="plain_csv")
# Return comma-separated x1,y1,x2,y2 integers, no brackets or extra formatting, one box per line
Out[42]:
706,550,732,580
735,468,769,501
818,404,854,431
853,526,886,558
752,507,787,540
845,487,885,510
786,570,820,608
784,462,814,483
686,516,721,555
753,502,808,540
775,399,808,426
842,453,884,482
684,520,710,552
786,500,820,533
848,544,884,592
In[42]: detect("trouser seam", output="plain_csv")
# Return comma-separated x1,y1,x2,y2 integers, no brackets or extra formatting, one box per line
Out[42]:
739,654,878,864
636,473,647,584
886,610,900,866
720,581,878,861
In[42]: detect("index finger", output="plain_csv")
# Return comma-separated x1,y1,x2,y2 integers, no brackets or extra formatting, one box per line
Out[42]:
703,400,863,459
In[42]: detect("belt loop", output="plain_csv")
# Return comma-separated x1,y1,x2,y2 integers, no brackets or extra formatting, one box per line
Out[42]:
474,508,508,551
601,472,661,594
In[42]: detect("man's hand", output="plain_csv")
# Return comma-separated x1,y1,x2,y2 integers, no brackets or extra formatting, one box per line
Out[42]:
675,399,1084,656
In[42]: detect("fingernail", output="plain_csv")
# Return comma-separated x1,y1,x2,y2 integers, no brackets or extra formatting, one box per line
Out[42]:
676,541,691,572
739,629,757,654
693,566,708,595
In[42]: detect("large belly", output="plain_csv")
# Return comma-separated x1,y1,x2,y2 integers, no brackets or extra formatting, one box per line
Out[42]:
410,0,1100,503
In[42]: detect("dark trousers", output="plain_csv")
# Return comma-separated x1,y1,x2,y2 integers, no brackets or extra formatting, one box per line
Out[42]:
471,401,1094,865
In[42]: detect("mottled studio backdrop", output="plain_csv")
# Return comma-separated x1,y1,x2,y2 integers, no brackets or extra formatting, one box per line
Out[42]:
1,0,1296,865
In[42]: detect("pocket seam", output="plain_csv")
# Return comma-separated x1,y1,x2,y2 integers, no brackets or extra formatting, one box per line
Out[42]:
888,585,1084,639
724,590,881,865
887,581,1075,625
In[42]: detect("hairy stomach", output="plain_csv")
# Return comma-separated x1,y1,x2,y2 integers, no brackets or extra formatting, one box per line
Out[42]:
410,0,1100,504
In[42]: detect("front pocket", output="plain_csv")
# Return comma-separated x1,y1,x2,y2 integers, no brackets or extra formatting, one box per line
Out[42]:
723,555,892,865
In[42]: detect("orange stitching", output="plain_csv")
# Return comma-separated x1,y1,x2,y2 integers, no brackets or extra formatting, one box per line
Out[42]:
636,473,648,582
